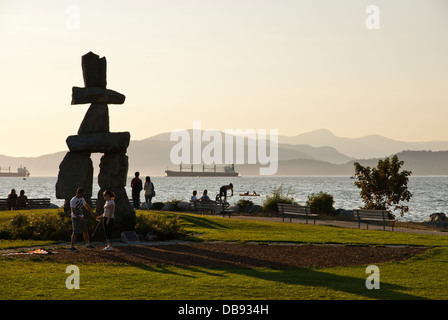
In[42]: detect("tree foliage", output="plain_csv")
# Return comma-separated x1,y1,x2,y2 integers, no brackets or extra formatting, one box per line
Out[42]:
353,155,412,216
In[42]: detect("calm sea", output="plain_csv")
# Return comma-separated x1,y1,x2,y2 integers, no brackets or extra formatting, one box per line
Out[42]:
0,176,446,222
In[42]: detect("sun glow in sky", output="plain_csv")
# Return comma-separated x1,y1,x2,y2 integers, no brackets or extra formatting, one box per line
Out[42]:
0,0,447,157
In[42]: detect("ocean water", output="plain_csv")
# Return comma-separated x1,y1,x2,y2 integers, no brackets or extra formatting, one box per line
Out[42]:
0,176,446,222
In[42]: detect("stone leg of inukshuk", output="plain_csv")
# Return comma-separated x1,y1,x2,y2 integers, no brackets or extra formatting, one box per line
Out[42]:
97,151,135,230
56,51,135,233
56,151,94,213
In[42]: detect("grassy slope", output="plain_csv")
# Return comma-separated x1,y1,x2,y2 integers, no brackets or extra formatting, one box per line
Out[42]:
1,210,447,300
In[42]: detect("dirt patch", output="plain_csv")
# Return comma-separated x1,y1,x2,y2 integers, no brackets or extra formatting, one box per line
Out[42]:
3,243,428,268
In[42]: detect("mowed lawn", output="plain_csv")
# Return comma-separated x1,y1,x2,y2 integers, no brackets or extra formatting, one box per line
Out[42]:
1,210,448,300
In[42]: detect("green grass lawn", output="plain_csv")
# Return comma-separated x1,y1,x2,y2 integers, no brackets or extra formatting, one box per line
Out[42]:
1,210,448,300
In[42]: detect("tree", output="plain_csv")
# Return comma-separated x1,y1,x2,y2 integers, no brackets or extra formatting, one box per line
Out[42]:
353,155,412,216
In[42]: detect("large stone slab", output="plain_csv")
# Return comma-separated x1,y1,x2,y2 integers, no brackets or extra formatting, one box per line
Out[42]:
66,132,130,153
78,103,109,134
55,151,93,200
82,51,107,88
71,87,125,105
98,152,129,188
121,231,141,244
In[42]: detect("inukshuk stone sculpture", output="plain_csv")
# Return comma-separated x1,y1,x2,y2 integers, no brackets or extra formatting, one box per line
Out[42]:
56,51,135,232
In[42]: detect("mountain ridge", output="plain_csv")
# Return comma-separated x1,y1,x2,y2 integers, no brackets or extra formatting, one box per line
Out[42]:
1,130,447,176
278,129,448,158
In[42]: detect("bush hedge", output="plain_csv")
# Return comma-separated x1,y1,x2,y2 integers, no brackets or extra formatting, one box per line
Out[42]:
306,191,335,215
262,185,297,215
135,211,186,240
0,210,187,242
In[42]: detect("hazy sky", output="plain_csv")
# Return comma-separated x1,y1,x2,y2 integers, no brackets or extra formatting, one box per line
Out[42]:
1,0,447,157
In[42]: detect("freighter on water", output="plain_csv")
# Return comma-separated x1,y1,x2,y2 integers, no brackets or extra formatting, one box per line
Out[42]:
165,164,239,177
0,166,30,178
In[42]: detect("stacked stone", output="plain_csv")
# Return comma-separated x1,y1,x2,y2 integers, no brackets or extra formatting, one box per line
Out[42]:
56,52,134,231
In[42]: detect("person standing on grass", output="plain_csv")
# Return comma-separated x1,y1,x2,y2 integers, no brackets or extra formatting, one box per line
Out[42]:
70,187,96,252
131,171,143,209
97,190,115,251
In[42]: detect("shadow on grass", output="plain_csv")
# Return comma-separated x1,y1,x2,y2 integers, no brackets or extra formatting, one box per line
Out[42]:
104,244,428,300
140,263,425,300
177,214,230,230
236,267,426,300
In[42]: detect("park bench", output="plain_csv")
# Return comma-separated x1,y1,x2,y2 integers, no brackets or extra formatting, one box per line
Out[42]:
277,203,317,224
24,198,51,209
354,209,395,231
0,198,51,210
191,200,233,218
90,198,134,209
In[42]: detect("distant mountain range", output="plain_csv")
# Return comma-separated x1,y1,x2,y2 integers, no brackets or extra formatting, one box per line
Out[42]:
279,129,448,159
1,129,448,177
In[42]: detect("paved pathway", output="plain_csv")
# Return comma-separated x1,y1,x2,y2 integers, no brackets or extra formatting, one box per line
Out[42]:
230,214,448,236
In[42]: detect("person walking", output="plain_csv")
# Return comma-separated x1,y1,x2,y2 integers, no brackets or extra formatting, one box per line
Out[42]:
97,190,115,251
131,171,143,209
70,188,96,252
143,176,155,210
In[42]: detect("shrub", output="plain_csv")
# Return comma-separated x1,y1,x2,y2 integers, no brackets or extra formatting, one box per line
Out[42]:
236,199,254,210
0,210,72,241
306,191,335,215
135,212,186,240
262,185,297,215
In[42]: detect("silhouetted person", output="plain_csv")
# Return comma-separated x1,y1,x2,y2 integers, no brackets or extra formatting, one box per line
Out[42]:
200,189,210,202
70,188,96,252
191,190,199,203
7,189,18,210
131,171,143,209
144,176,155,210
219,183,233,202
17,190,28,210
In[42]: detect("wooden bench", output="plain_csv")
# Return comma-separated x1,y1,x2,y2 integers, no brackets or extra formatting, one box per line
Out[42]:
24,198,51,209
354,209,395,231
0,198,51,210
191,201,233,218
278,203,317,224
90,198,134,209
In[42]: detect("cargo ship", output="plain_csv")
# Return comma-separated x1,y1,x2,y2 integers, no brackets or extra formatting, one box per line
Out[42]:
165,164,240,177
0,166,30,178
